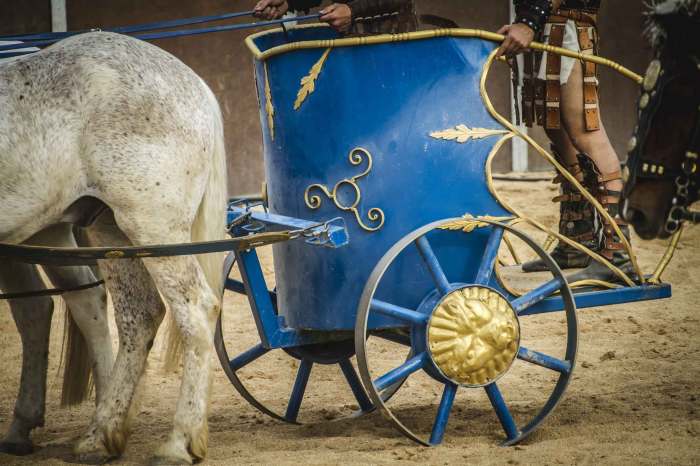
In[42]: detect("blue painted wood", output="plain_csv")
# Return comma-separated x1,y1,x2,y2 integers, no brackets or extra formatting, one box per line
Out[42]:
475,227,505,285
339,359,374,412
484,383,519,441
429,383,458,445
521,283,672,316
517,347,571,374
370,299,429,325
229,343,269,372
285,359,313,422
252,26,509,331
513,278,564,313
375,353,427,391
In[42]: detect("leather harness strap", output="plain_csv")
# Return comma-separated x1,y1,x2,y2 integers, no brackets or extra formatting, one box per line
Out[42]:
0,230,302,267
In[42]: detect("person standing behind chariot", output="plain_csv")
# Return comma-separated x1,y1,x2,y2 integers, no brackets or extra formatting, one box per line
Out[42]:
497,0,633,282
254,0,418,34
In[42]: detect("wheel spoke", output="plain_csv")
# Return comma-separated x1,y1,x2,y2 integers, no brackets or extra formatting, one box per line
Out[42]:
484,383,520,441
429,383,458,445
229,343,270,372
285,359,313,422
475,227,505,285
415,236,452,296
518,347,571,374
339,359,373,412
512,278,563,314
370,299,429,325
374,353,427,391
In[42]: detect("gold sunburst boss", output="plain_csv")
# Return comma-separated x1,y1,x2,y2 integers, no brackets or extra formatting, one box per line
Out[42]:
427,287,520,386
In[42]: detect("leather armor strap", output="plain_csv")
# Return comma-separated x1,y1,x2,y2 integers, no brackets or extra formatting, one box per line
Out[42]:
577,20,600,131
544,19,566,129
522,52,536,126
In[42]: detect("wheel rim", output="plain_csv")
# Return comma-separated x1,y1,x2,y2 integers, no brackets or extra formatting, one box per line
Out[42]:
214,252,407,423
354,218,578,446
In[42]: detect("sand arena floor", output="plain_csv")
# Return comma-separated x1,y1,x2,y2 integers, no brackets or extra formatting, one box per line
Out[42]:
1,180,698,465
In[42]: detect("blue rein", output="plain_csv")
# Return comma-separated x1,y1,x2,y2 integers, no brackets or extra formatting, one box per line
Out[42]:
0,11,322,53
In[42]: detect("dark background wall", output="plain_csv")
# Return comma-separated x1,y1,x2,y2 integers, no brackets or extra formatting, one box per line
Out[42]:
2,1,652,192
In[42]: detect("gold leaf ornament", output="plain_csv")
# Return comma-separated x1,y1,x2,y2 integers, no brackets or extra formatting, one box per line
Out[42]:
439,214,514,233
430,124,509,143
294,48,332,110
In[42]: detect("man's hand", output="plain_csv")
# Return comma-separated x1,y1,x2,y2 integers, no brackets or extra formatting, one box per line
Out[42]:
254,0,289,20
496,23,535,58
320,3,352,32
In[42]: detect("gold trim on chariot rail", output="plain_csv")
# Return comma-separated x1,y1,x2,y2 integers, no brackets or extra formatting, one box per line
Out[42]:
428,286,520,387
244,25,642,84
304,147,385,232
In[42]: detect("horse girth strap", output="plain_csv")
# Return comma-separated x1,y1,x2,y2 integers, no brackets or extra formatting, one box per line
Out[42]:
0,230,296,267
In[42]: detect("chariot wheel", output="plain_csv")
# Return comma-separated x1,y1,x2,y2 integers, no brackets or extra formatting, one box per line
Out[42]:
354,218,578,446
214,252,406,424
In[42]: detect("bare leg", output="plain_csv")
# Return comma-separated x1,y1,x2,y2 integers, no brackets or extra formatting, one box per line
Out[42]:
0,262,53,456
545,128,580,169
560,60,623,194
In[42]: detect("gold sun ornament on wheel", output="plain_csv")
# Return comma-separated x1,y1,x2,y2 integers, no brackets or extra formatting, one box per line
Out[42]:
427,287,520,386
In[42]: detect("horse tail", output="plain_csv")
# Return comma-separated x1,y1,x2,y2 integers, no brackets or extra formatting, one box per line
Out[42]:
60,306,94,406
58,225,97,406
163,83,228,372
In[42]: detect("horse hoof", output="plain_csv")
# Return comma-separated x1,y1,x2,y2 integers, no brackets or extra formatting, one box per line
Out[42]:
75,451,114,465
0,440,35,456
149,454,193,466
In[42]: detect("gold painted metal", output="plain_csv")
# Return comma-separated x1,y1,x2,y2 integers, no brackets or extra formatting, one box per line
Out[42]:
649,225,684,284
643,60,662,92
430,125,510,143
104,251,125,259
264,63,275,140
439,214,514,233
294,48,332,110
304,147,385,232
428,286,520,386
245,26,643,83
627,136,638,153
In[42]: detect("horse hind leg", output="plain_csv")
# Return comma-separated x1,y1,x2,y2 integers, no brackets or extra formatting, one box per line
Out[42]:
39,224,114,408
145,254,220,466
0,262,54,456
73,218,165,462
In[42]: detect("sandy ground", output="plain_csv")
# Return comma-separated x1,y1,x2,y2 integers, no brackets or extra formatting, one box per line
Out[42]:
1,180,698,466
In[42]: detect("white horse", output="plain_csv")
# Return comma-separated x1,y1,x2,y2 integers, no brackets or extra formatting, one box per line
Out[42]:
0,31,227,464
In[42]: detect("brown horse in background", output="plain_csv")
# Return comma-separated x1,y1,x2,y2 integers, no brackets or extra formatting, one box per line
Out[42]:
623,0,700,238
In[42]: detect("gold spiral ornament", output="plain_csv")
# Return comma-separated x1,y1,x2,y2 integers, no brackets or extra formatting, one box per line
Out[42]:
428,286,520,386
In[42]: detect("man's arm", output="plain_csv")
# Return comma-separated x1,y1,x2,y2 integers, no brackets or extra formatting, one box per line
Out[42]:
287,0,323,11
348,0,411,18
496,0,558,57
